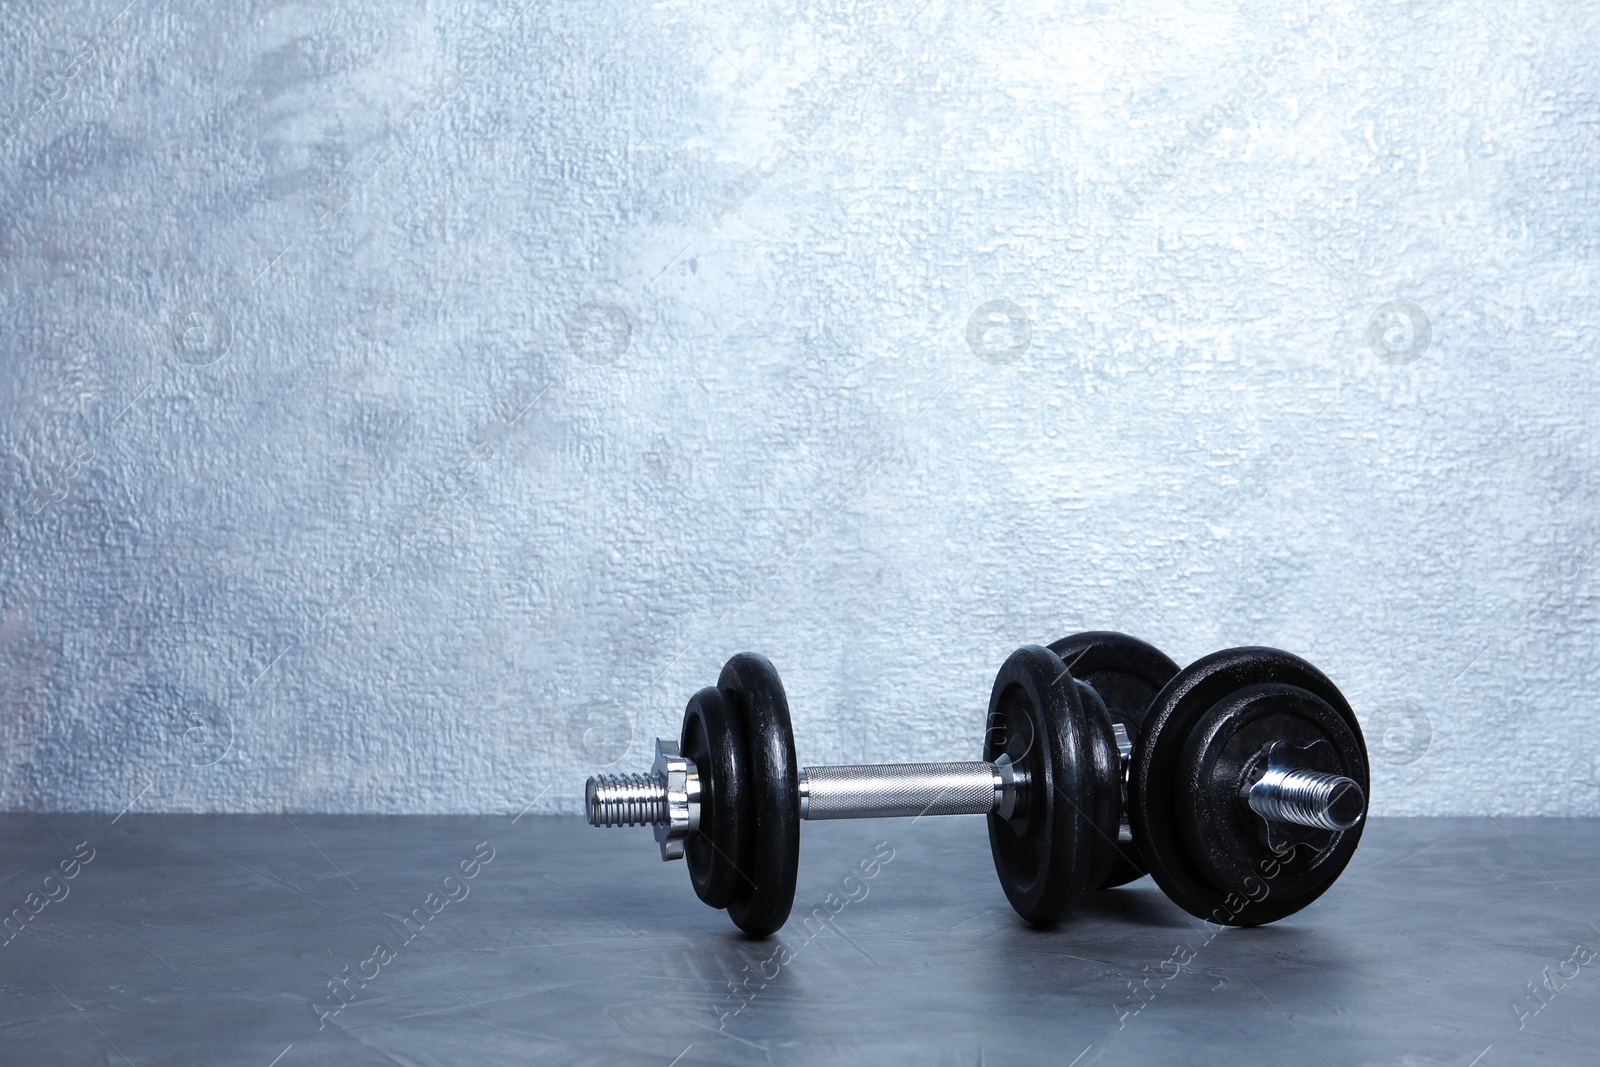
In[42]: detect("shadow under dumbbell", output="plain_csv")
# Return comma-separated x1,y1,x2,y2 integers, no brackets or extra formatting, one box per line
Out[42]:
1075,881,1196,928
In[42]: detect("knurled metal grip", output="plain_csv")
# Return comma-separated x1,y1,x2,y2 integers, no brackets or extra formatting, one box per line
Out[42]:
799,761,1014,820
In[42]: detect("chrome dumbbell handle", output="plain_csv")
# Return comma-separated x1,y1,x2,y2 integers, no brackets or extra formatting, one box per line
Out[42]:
799,757,1027,819
587,741,1027,850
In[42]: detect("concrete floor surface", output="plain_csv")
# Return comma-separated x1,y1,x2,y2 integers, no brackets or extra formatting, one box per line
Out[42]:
0,814,1595,1065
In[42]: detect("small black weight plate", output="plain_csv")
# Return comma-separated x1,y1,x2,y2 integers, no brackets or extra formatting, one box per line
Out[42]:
985,645,1120,927
1130,647,1368,927
680,686,752,910
1048,632,1180,889
718,652,800,938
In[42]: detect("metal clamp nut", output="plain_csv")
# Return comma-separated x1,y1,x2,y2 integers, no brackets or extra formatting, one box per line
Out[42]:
651,739,700,861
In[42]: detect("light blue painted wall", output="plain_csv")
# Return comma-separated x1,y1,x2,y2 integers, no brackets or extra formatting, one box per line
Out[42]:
1,1,1595,815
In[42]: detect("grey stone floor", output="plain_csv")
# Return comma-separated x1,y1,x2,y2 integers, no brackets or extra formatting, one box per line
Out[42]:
0,814,1595,1065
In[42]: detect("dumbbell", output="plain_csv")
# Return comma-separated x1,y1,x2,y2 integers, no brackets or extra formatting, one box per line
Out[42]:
584,635,1368,935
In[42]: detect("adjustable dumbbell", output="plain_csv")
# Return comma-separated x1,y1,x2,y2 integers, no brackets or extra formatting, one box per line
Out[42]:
584,635,1368,935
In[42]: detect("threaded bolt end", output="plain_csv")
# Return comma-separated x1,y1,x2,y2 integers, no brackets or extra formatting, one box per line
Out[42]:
586,772,669,827
1248,768,1365,831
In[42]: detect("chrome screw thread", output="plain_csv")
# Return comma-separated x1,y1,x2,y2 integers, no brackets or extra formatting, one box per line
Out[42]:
585,772,668,827
1248,766,1365,831
584,740,699,861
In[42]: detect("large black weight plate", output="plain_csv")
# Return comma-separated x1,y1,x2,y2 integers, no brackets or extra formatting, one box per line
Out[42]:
680,686,751,910
718,652,800,938
1129,647,1368,927
1048,632,1180,889
985,645,1120,927
1176,683,1366,903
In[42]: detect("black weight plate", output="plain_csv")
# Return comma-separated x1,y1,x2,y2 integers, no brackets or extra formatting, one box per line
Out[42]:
1176,683,1366,904
718,652,800,938
1048,632,1180,889
680,686,752,910
1129,647,1368,927
985,645,1120,927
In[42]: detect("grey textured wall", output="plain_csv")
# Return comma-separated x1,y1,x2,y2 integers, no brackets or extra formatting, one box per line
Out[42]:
1,1,1596,816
